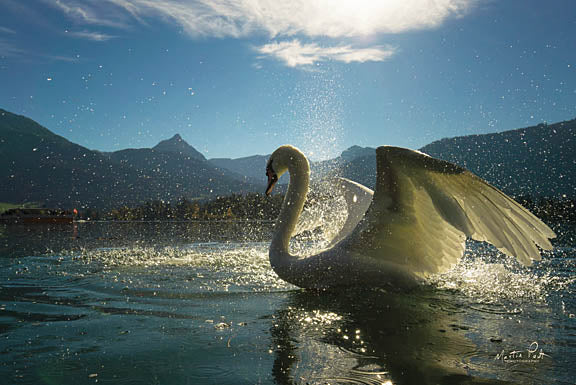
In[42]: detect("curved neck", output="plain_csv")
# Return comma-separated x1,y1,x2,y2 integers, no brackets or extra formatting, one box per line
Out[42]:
270,152,310,270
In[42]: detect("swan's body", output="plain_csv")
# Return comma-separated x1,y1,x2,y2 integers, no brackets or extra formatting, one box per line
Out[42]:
265,145,555,289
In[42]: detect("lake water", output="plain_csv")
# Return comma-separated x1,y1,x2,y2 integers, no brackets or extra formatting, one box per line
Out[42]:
1,221,575,384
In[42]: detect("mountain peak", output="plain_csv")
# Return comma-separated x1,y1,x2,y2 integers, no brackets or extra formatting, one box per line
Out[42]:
340,145,375,162
153,134,206,161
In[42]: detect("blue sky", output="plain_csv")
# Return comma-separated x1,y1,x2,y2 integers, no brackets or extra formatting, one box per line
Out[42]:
1,0,575,160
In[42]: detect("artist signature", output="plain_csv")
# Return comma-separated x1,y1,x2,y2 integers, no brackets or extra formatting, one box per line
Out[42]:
495,341,551,363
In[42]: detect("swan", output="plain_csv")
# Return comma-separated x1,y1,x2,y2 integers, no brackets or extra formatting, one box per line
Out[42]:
265,145,556,289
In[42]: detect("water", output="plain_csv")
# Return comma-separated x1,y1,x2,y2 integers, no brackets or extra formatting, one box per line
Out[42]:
1,222,575,384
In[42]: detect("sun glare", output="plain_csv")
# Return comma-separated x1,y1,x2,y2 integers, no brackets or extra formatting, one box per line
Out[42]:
328,0,392,34
282,0,468,37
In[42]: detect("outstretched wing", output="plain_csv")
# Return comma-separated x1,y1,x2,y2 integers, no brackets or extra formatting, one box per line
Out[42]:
294,178,373,243
328,177,373,247
339,146,555,276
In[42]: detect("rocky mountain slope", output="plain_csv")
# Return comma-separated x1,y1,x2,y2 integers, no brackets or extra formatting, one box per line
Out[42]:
0,109,261,208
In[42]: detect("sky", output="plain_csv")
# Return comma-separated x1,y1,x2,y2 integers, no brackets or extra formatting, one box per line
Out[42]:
0,0,575,160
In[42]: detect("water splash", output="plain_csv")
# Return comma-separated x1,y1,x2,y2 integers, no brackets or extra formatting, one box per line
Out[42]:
292,181,349,255
292,69,345,161
429,242,576,303
68,242,295,293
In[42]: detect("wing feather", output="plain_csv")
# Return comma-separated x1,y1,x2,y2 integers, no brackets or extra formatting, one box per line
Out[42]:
328,177,373,247
339,146,555,276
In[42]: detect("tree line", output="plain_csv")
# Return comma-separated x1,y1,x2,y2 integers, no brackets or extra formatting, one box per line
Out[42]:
74,193,575,223
79,193,285,221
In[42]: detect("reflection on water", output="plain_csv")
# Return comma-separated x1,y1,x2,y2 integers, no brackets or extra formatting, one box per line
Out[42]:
271,289,554,385
0,221,275,258
0,222,575,384
271,290,477,385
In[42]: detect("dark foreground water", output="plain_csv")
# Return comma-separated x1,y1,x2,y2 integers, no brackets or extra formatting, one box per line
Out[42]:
1,222,575,385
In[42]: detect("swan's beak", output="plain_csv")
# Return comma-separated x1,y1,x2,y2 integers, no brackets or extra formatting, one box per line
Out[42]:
265,165,278,196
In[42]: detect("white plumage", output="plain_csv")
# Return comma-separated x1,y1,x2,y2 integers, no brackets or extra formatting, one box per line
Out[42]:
265,145,555,289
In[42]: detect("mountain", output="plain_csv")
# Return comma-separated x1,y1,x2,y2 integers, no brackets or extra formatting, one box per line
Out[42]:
209,154,270,184
210,153,336,185
0,109,261,208
308,146,376,182
420,120,575,198
152,134,206,161
208,147,375,185
0,109,62,138
104,144,257,199
0,109,147,208
339,119,575,198
2,107,573,209
340,145,376,162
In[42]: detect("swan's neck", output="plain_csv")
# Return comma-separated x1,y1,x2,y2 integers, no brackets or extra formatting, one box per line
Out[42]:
270,154,309,270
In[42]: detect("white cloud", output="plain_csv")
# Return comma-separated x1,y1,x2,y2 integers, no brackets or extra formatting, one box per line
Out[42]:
0,38,77,62
47,0,478,66
257,40,396,67
0,26,16,34
67,30,116,41
0,39,25,57
51,0,129,28
43,54,80,62
50,0,477,38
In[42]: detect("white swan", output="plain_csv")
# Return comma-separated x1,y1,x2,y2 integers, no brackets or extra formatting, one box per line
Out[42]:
265,145,556,289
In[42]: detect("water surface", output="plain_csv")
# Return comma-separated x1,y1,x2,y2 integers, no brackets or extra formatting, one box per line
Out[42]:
1,222,575,384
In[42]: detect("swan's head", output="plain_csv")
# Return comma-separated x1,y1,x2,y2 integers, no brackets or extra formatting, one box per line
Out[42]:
265,145,308,195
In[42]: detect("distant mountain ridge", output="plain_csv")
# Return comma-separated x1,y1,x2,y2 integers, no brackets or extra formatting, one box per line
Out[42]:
207,146,377,185
0,109,261,208
0,109,60,138
1,109,142,208
420,120,575,198
340,145,375,162
209,154,269,185
339,119,575,198
1,107,574,210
